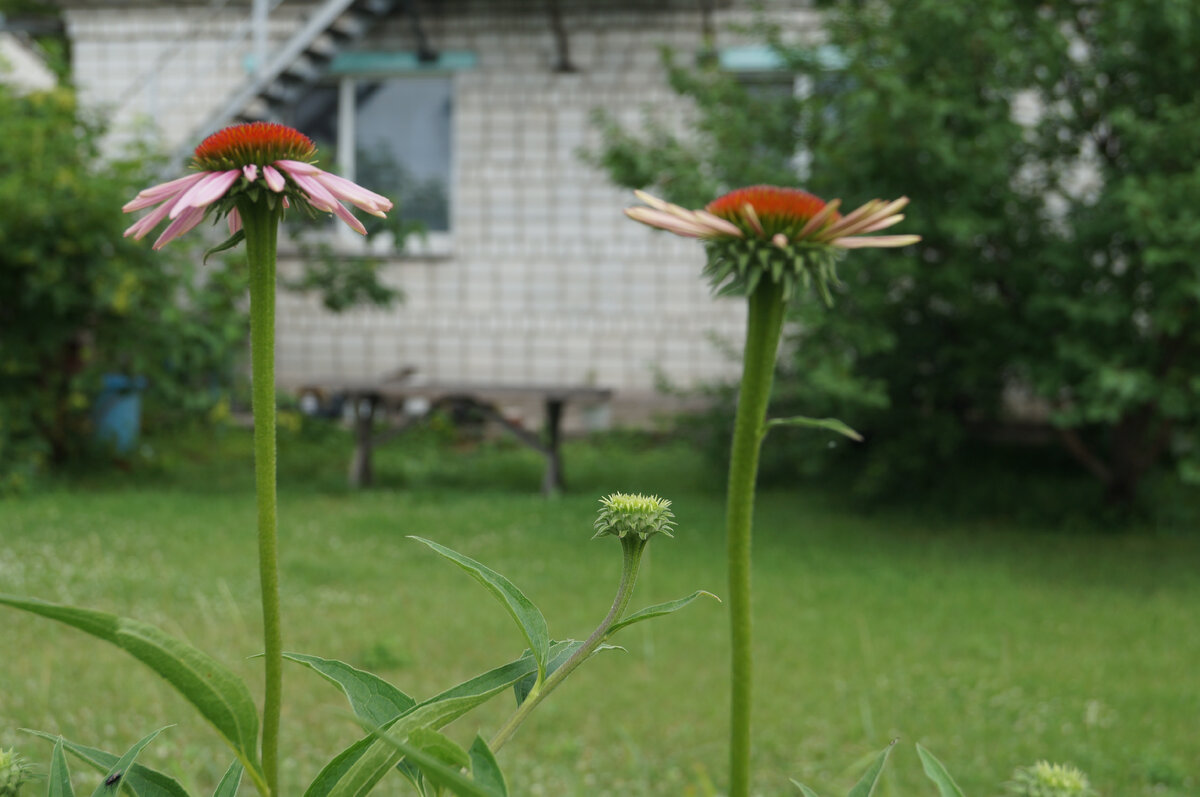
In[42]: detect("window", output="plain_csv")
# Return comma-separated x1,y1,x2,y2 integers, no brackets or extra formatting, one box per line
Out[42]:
291,53,474,237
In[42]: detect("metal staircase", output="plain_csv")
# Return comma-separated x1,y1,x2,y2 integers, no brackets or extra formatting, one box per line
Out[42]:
175,0,401,163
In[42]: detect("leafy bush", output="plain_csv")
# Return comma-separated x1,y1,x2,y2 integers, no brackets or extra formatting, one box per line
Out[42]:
592,0,1200,508
0,85,246,492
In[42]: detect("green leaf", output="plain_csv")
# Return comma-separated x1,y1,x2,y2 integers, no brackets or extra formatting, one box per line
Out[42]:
790,780,821,797
203,230,244,265
0,595,265,792
408,538,549,682
306,649,556,797
358,729,497,797
213,762,243,797
605,591,721,638
405,728,470,790
847,739,897,797
23,730,190,797
283,652,416,726
764,415,864,442
512,640,619,706
915,744,965,797
49,739,77,797
467,737,507,797
89,727,170,797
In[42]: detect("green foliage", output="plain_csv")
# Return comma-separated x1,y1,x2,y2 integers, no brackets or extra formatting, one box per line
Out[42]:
592,0,1200,507
0,84,246,493
0,596,267,793
23,731,190,797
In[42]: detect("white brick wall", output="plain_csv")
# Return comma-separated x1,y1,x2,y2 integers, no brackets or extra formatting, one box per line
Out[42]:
65,0,819,423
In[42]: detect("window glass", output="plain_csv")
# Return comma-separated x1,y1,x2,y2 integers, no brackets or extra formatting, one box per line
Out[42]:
356,77,452,232
292,75,452,232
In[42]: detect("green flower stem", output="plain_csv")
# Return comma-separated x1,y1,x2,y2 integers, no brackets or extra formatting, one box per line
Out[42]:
490,538,645,753
241,200,283,797
726,280,786,797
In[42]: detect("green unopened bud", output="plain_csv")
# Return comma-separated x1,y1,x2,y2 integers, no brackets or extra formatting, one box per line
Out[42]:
1006,761,1095,797
0,748,35,797
592,493,675,542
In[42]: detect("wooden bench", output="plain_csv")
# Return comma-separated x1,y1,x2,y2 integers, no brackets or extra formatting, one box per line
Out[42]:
293,375,611,495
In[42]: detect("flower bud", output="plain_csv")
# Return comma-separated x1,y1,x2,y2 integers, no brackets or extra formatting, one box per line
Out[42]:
1006,761,1095,797
0,748,35,797
592,493,675,542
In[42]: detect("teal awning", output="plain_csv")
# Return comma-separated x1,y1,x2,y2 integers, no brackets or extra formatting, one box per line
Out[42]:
329,50,477,75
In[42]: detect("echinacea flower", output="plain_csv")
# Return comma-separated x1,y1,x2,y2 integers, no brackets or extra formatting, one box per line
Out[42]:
123,121,393,249
625,185,920,302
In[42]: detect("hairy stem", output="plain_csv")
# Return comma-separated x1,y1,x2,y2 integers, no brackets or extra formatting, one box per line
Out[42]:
726,281,786,797
242,201,282,796
490,538,645,752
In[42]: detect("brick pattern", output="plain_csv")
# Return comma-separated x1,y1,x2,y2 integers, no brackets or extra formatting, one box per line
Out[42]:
66,0,819,421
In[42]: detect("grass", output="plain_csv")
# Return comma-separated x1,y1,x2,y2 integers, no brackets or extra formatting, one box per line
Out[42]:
2,421,1199,796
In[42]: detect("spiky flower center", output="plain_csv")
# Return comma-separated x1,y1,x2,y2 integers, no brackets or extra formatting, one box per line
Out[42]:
593,493,675,541
1008,762,1094,797
193,122,317,171
707,185,840,235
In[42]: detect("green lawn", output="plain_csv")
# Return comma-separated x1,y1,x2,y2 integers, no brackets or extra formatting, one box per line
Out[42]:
2,426,1198,796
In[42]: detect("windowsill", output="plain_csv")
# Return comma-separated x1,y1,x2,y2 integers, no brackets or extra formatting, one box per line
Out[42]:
277,228,455,261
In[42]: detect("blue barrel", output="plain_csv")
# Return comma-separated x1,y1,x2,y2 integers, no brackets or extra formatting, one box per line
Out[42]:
93,374,147,454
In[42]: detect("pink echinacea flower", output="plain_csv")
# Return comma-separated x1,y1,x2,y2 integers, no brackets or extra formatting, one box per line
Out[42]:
123,122,393,249
626,185,920,301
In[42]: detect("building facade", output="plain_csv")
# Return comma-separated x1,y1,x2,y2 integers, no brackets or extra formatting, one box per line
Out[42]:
63,0,816,426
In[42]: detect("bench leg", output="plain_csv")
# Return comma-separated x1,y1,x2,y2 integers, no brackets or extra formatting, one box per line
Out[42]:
348,395,377,488
541,398,565,496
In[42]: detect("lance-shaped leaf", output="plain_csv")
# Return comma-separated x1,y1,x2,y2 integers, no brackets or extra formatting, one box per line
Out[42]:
764,415,863,442
605,591,721,638
203,229,245,265
916,744,965,797
24,730,189,797
408,538,549,681
0,595,265,793
361,729,502,797
49,738,76,797
790,780,821,797
213,761,244,797
512,640,623,707
467,737,507,797
87,727,170,797
305,645,575,797
283,652,416,726
847,740,897,797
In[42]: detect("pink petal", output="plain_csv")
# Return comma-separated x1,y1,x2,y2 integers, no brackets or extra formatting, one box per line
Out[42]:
818,199,882,238
833,234,921,249
124,195,180,239
694,209,744,237
312,171,393,214
153,205,206,249
795,198,842,241
625,207,710,237
772,233,789,248
288,172,338,212
263,165,286,192
243,164,259,182
853,214,906,234
274,159,321,176
632,189,673,211
170,170,239,218
330,201,367,235
741,203,764,235
228,208,242,234
123,173,206,212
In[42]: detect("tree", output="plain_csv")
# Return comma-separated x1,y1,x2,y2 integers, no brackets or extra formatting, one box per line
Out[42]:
0,85,246,491
592,0,1200,506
